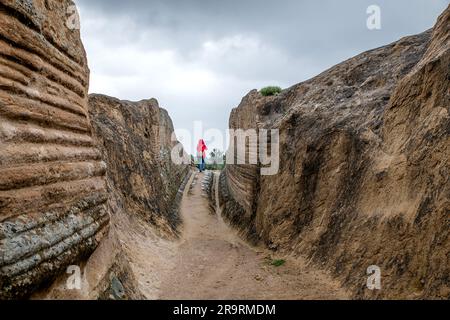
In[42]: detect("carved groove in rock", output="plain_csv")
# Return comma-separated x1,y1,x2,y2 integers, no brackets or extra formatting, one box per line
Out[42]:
219,6,449,299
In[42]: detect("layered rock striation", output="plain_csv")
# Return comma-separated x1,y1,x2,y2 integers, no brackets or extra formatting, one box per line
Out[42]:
220,6,449,299
0,1,190,299
0,0,109,299
29,95,191,300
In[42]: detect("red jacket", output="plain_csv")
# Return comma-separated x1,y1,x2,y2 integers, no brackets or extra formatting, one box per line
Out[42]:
197,139,208,159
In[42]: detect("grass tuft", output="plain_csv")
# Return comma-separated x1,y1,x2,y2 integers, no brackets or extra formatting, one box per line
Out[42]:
271,259,286,267
260,86,282,97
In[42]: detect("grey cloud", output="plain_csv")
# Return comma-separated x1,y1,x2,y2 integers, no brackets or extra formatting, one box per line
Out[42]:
76,0,448,61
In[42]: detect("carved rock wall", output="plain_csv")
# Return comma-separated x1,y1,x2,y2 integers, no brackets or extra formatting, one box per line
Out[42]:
0,0,108,299
220,6,449,299
88,94,191,236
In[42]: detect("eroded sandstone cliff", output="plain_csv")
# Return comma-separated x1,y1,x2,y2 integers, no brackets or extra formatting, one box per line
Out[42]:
219,6,449,299
88,95,191,237
0,0,109,299
32,95,191,300
0,1,190,300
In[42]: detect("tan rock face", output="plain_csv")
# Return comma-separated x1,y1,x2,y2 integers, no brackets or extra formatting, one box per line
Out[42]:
220,6,449,299
23,94,190,301
88,94,191,237
0,0,109,299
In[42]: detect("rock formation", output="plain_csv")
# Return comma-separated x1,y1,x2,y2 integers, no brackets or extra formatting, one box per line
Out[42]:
0,0,109,299
32,95,191,300
219,6,449,299
88,94,191,237
1,0,447,301
0,1,190,299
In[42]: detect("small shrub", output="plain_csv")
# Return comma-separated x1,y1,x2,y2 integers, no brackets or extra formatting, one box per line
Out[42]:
260,86,282,97
271,259,286,267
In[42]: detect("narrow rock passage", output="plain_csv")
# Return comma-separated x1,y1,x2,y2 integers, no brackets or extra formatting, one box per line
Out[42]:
158,172,349,300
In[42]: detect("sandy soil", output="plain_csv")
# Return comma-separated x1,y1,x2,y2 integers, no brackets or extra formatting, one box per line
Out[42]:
33,171,349,300
154,172,349,300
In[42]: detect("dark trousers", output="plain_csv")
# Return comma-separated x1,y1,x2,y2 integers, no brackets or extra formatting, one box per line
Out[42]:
199,157,206,172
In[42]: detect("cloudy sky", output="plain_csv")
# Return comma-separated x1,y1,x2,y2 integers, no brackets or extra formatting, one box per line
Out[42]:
74,0,448,154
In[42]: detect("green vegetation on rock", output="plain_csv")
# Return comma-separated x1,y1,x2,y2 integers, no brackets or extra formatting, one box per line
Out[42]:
260,86,282,96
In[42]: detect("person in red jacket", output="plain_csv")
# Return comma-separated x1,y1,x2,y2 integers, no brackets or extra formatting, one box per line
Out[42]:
197,139,208,172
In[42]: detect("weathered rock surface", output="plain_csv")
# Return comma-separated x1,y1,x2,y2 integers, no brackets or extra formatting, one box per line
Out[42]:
220,6,449,299
30,95,191,299
0,0,109,299
88,94,191,236
1,0,190,299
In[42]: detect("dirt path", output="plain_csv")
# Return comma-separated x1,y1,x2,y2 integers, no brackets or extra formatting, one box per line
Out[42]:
31,171,349,300
157,172,349,300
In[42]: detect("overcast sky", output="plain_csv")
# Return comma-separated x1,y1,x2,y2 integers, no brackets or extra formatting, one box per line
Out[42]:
74,0,448,154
